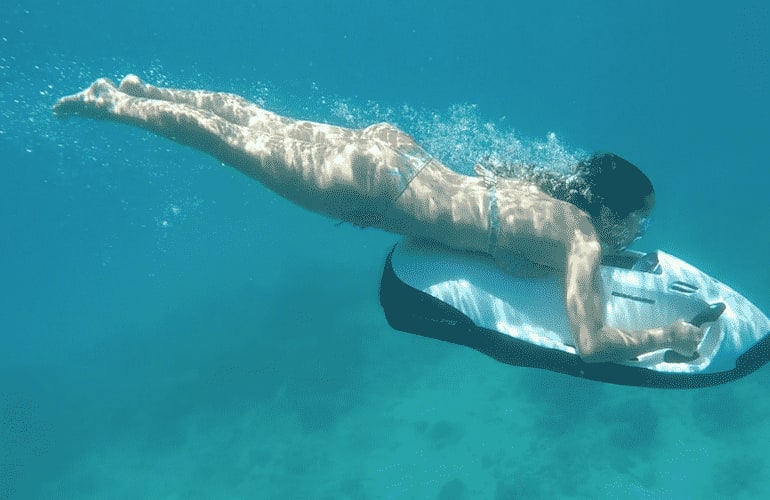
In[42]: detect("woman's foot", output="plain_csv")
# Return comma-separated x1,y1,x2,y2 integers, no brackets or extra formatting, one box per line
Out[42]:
53,77,123,117
117,73,152,97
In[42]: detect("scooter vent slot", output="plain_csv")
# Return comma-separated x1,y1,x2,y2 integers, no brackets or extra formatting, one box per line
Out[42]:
611,292,655,304
669,281,698,294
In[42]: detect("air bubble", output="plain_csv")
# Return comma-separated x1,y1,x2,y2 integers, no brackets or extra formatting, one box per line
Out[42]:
327,99,585,175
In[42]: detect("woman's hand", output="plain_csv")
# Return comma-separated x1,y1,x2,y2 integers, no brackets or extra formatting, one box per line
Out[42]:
666,319,706,356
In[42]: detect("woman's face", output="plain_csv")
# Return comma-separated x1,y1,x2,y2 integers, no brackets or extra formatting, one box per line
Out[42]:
597,193,655,253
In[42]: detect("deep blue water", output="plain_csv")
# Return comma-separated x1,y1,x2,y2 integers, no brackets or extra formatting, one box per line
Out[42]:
1,1,769,498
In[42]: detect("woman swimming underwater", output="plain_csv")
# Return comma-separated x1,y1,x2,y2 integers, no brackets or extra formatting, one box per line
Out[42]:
53,75,706,363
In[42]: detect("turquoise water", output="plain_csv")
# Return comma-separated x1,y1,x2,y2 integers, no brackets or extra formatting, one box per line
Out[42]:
1,1,769,498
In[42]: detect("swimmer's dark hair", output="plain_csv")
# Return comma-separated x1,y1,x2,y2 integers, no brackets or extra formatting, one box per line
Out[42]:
489,152,654,220
571,153,654,220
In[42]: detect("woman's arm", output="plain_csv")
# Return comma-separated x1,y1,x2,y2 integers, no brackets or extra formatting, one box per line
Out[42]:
488,183,706,363
563,215,704,363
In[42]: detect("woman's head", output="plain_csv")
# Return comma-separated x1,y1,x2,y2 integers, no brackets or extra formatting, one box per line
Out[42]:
489,152,655,252
575,153,654,219
571,153,655,252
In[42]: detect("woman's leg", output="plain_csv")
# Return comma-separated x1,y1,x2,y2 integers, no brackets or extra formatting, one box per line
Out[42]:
116,74,362,147
54,78,251,162
53,77,434,227
117,74,281,129
116,75,430,158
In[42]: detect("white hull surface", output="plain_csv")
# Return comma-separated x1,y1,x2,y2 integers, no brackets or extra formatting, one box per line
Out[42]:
379,238,770,388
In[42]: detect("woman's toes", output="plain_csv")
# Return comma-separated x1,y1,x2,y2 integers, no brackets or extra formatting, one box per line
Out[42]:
118,74,148,97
